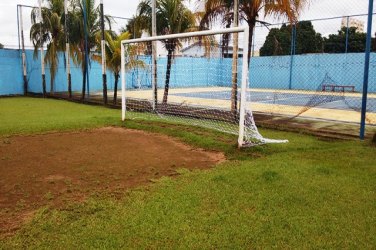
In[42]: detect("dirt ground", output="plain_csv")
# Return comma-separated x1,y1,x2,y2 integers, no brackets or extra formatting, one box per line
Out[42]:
0,127,225,237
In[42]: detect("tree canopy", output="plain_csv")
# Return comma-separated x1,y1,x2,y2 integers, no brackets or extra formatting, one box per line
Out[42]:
260,21,323,56
260,23,376,56
324,27,376,53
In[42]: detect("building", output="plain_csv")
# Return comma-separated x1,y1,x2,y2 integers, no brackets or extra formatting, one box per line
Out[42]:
180,42,244,58
341,17,365,32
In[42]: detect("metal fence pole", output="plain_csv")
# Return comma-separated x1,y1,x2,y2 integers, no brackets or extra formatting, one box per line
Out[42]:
360,0,374,140
19,5,28,95
345,16,350,53
38,0,47,96
100,0,107,105
252,26,255,57
288,24,296,90
83,0,90,99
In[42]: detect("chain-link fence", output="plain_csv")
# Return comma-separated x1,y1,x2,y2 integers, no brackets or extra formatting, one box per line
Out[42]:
247,1,376,138
0,0,375,139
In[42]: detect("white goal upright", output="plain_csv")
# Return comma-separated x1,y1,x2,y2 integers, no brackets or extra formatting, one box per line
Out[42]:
121,27,287,147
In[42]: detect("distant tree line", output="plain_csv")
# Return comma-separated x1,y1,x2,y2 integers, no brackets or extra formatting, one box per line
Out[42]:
260,21,376,56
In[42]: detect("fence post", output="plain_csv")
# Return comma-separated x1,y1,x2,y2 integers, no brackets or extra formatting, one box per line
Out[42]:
252,26,256,57
360,0,374,140
288,24,296,90
345,16,350,53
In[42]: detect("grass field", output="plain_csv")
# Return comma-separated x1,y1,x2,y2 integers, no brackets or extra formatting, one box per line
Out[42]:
1,97,376,248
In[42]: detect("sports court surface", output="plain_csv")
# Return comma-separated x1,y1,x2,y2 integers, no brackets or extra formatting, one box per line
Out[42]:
115,87,376,124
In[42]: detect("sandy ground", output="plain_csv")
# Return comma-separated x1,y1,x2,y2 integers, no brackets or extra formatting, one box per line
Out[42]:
0,127,225,236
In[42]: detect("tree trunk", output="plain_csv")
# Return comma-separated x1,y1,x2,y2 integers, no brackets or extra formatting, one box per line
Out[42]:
230,0,239,116
81,51,86,101
230,36,239,115
113,73,119,105
247,21,256,65
50,78,54,95
162,47,174,105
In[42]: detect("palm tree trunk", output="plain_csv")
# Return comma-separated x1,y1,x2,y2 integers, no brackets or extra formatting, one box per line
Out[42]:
230,35,239,114
231,0,239,116
247,21,256,65
162,48,174,104
81,51,86,101
50,80,54,95
113,73,119,105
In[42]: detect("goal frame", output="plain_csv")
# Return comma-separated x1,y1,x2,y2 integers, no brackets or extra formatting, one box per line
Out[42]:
121,27,250,147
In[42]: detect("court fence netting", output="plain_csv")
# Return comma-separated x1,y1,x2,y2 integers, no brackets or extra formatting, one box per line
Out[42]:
0,0,375,142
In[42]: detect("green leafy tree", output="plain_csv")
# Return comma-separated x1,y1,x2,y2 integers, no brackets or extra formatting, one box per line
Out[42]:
30,0,65,94
136,0,196,105
93,32,145,105
121,15,149,39
69,0,111,100
260,21,323,56
324,27,376,53
199,0,308,113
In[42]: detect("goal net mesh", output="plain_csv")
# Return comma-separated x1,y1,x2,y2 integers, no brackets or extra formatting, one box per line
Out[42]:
122,29,287,146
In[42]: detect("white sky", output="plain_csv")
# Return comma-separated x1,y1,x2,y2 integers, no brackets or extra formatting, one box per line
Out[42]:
0,0,374,49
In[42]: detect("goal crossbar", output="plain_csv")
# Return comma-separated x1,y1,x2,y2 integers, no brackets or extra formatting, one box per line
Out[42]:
121,27,247,45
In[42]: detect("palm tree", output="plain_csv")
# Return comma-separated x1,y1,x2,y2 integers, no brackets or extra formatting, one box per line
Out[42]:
136,0,196,105
200,0,308,62
69,0,106,100
200,0,308,112
93,31,143,105
30,0,65,94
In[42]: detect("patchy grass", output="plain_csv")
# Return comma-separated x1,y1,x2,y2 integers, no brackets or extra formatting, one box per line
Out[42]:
1,97,376,248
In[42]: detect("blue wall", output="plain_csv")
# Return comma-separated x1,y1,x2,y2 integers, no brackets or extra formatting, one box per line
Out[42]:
0,49,24,95
0,48,375,96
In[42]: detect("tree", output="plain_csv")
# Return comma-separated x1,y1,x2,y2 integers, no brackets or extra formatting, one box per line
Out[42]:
200,0,308,113
30,0,65,94
93,31,144,105
136,0,196,105
324,27,376,53
69,0,103,100
121,15,149,39
0,43,4,49
260,21,323,56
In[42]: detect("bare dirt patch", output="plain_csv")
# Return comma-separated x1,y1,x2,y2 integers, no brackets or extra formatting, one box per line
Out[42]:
0,127,225,236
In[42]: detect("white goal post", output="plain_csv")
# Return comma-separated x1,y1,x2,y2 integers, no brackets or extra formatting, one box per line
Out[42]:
120,27,288,147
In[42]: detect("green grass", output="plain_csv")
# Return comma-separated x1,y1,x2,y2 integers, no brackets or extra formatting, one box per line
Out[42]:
0,97,120,136
1,97,376,248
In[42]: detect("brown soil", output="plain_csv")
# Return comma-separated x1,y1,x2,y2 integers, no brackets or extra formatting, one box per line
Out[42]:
0,127,225,237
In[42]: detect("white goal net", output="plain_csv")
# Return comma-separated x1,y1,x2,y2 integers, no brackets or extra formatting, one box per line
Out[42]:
121,27,287,147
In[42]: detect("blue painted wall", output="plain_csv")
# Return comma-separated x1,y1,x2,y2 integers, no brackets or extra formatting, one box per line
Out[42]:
0,48,375,95
0,49,24,95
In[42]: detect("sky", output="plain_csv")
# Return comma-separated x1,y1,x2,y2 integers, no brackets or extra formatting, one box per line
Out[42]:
0,0,374,49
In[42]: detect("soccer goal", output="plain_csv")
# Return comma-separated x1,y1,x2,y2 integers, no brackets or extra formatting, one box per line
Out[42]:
120,27,287,147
